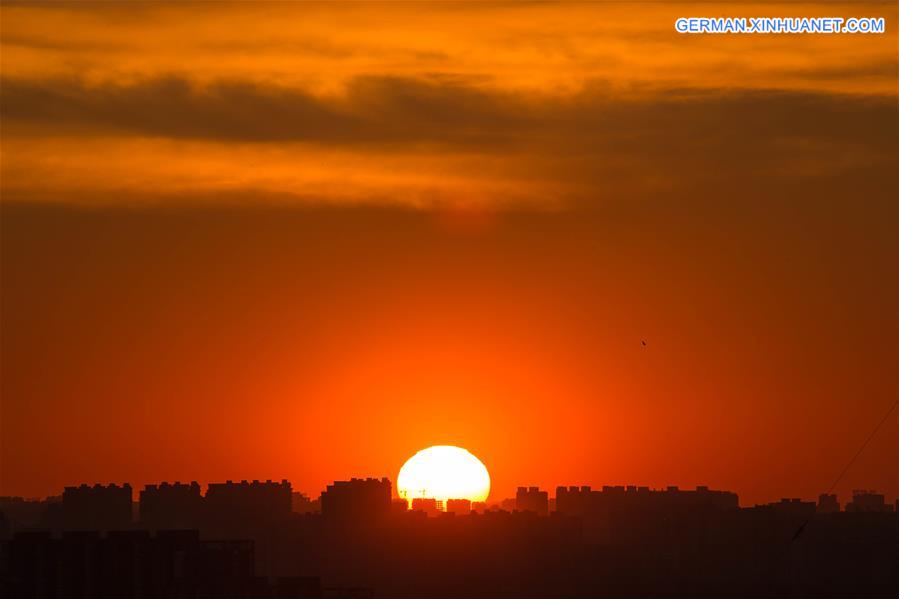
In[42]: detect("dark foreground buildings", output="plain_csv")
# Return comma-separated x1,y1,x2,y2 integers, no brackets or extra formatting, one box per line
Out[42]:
2,480,897,598
320,478,391,523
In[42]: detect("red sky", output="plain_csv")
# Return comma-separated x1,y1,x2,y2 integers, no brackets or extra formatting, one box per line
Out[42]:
1,2,897,505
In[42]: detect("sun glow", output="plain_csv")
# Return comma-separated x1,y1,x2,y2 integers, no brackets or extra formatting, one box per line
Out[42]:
397,445,490,505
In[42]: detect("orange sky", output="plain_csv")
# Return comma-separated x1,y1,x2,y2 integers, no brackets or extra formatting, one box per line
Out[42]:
1,2,897,505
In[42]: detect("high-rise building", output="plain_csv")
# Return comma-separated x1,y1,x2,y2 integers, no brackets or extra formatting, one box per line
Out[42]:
767,498,816,518
6,529,254,598
410,497,441,517
139,481,203,529
205,479,292,528
845,490,888,513
61,483,132,530
320,478,391,521
291,491,321,514
445,498,472,515
817,493,840,514
516,487,549,516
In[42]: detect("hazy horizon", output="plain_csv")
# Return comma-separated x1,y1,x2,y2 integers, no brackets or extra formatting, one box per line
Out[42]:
2,2,897,507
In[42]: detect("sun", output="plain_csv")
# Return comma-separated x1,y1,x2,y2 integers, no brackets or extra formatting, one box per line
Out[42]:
397,445,490,505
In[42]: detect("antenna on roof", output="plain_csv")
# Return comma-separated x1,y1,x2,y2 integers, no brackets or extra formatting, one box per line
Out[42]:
823,398,898,497
792,397,898,542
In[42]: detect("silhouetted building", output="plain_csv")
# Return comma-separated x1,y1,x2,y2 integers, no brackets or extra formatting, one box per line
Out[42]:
445,498,471,516
4,529,254,598
817,493,840,514
206,479,292,529
390,499,409,514
0,510,10,540
556,484,737,516
0,497,61,533
320,478,390,521
7,478,899,598
555,484,739,544
0,498,42,530
470,501,488,514
845,490,888,513
291,492,320,514
410,497,441,517
766,497,816,518
516,486,549,516
61,484,132,531
555,485,594,517
139,481,202,530
271,575,323,599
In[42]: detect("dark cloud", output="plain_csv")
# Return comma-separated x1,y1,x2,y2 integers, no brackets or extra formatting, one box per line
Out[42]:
2,74,894,150
1,76,361,142
2,74,896,206
787,60,899,82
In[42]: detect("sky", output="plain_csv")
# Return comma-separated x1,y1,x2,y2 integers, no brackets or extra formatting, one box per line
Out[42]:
1,2,897,506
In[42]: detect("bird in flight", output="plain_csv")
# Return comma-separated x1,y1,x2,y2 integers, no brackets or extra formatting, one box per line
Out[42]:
641,340,647,347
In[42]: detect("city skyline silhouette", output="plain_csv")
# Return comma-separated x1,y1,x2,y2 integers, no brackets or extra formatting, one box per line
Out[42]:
2,475,897,597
